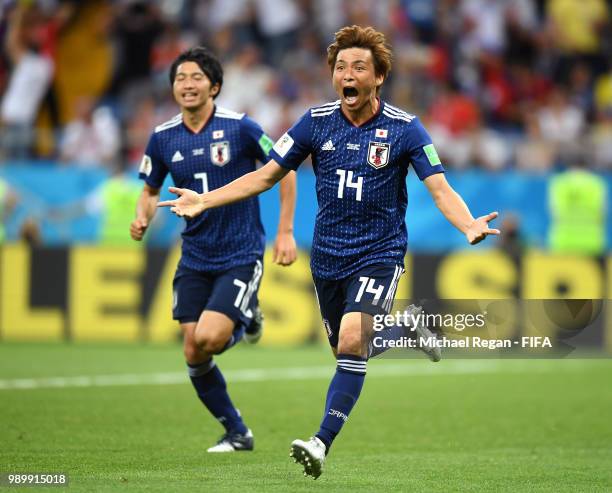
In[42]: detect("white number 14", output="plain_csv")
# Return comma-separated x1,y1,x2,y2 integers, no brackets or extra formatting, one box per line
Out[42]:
336,169,363,201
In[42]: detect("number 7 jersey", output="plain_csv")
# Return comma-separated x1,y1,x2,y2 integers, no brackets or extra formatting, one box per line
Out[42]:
139,106,273,272
269,100,445,280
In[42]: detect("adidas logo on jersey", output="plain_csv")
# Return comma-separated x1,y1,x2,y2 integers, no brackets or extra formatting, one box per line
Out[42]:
172,151,184,162
321,140,335,151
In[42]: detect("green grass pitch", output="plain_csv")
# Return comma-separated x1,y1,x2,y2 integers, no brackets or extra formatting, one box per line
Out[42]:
0,343,611,492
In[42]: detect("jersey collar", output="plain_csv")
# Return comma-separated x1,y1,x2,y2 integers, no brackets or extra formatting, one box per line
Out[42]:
339,97,383,128
181,104,216,135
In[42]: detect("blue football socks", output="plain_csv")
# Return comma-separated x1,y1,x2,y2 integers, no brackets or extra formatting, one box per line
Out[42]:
188,359,248,435
315,354,367,451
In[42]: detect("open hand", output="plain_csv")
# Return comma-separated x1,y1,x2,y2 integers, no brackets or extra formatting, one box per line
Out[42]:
466,211,501,245
157,187,205,219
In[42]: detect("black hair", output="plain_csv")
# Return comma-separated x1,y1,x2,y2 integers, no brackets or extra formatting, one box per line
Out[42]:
169,47,223,99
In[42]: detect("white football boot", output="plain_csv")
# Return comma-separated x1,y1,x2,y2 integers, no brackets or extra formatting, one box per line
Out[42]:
289,437,326,479
207,428,254,452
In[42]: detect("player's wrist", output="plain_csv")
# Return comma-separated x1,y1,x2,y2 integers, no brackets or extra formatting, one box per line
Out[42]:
199,193,208,212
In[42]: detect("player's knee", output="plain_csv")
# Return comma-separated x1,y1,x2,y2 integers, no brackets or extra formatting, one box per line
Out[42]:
183,341,202,363
337,328,366,356
195,330,229,355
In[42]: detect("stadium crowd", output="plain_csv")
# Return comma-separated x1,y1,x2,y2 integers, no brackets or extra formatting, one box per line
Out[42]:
1,0,612,172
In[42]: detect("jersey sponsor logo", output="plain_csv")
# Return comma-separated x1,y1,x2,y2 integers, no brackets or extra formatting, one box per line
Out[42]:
321,139,335,151
347,143,360,151
375,128,388,138
212,129,224,139
139,154,152,176
423,143,441,166
210,141,231,166
172,150,184,162
367,141,390,169
273,132,294,158
192,148,204,156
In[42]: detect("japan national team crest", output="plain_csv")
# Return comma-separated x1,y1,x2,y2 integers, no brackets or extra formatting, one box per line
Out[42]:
210,141,230,166
367,141,390,169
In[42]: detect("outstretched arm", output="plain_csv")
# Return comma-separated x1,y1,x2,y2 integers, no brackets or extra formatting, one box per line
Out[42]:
423,173,500,245
158,160,289,219
130,184,160,241
273,171,297,266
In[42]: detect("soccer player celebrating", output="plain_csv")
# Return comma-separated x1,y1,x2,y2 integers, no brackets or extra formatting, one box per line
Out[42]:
130,47,297,453
158,28,500,477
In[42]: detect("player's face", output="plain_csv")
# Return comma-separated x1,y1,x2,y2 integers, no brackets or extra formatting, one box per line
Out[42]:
332,48,384,112
172,61,218,110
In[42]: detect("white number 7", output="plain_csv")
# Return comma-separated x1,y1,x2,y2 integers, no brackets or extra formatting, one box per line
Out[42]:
194,172,209,193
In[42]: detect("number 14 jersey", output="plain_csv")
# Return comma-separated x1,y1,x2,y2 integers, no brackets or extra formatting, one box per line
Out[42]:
269,100,445,280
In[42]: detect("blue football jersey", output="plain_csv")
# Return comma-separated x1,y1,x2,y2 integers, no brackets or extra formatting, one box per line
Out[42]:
139,106,273,272
269,100,445,280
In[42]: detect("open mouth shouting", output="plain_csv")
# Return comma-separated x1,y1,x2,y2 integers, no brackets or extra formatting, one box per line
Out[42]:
342,86,359,106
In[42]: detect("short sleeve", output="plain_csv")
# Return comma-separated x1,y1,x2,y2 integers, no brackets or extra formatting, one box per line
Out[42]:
240,115,274,163
268,111,313,171
138,132,168,189
406,118,445,181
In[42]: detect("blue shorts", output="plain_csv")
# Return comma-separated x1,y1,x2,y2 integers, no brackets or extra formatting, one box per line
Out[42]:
313,264,404,347
172,260,263,329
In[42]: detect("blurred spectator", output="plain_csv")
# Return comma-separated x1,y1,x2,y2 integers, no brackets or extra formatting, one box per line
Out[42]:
18,217,42,247
59,97,120,168
124,97,158,165
312,0,346,40
87,166,142,246
216,43,273,114
429,107,511,170
343,0,392,32
567,62,595,117
426,84,480,168
546,0,609,67
594,64,612,114
459,0,509,56
588,105,612,170
0,4,54,159
194,0,252,37
468,118,512,171
536,86,585,153
109,0,163,95
150,23,194,78
497,213,525,258
250,78,287,139
396,0,439,44
252,0,304,64
514,113,557,171
548,159,608,255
